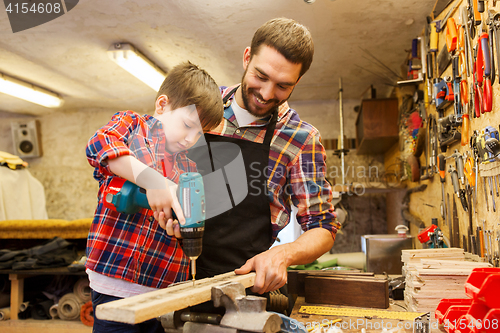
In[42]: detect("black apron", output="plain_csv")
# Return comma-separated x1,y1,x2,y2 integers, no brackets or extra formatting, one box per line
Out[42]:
188,87,277,279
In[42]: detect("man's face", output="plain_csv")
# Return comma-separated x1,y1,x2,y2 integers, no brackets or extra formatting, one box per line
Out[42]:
239,45,302,118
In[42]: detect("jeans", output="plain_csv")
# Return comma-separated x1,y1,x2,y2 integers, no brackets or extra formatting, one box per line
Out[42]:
91,289,164,333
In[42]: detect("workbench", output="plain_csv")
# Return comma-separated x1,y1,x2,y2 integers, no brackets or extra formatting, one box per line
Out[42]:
289,297,445,333
0,266,86,320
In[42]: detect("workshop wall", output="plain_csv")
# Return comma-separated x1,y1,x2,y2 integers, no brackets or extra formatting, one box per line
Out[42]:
0,109,115,220
390,0,500,259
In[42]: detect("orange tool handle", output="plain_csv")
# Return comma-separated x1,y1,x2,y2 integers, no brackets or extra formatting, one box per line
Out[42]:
461,114,470,146
464,156,475,187
458,25,465,51
473,0,482,25
438,154,446,182
461,80,468,106
446,18,458,53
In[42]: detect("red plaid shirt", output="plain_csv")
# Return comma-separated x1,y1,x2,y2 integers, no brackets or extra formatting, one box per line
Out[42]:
85,110,196,288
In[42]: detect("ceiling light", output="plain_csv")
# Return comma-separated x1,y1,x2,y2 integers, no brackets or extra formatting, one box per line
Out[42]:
0,73,63,108
107,43,166,91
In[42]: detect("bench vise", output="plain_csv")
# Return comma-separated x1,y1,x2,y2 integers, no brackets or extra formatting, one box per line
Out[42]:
159,282,291,333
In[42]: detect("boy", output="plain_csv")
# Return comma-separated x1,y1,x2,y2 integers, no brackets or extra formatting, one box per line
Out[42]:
85,61,223,332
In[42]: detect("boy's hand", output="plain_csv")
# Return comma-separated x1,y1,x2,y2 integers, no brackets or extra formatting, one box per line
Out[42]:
160,215,182,238
148,179,185,234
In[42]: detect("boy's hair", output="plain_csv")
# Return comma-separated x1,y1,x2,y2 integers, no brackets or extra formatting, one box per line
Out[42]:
156,61,223,131
250,18,314,78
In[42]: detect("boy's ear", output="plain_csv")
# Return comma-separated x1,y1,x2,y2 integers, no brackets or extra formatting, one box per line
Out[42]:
155,95,170,115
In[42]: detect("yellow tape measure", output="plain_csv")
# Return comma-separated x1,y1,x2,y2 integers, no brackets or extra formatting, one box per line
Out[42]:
299,305,426,321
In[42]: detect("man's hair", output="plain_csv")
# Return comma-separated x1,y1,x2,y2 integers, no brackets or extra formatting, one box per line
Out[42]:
250,18,314,78
156,61,223,131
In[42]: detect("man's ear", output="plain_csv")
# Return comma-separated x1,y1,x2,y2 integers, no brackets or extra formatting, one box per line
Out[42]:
243,47,251,70
155,95,169,115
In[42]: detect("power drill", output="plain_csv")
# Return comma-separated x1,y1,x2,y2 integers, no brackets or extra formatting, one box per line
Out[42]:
103,172,205,285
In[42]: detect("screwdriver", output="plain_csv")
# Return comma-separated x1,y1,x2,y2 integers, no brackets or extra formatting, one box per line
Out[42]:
439,154,447,224
464,153,476,214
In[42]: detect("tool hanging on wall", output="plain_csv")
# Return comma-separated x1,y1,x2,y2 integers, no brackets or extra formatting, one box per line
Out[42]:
452,198,461,248
435,76,454,110
466,0,479,38
446,18,458,53
418,221,448,248
430,20,439,85
473,43,485,117
448,162,469,212
464,151,475,253
490,11,500,85
426,114,439,179
479,32,493,112
487,10,497,85
464,151,477,215
452,56,462,116
470,131,482,211
474,0,483,21
437,113,462,152
437,2,460,33
439,154,448,224
461,6,473,78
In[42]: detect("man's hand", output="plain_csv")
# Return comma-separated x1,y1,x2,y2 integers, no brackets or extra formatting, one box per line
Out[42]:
234,228,335,294
234,245,290,294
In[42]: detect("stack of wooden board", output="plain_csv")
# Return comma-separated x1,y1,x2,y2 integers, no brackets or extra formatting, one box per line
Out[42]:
401,248,492,313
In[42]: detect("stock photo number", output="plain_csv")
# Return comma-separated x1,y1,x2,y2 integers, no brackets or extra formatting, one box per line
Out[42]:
5,1,62,14
4,1,80,33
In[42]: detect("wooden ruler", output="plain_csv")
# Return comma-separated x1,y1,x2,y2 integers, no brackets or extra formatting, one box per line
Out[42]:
299,305,426,321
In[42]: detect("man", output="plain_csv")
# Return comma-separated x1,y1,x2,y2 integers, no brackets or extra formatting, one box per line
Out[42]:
166,17,339,294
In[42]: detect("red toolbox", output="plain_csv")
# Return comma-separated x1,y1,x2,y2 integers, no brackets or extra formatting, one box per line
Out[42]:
436,267,500,333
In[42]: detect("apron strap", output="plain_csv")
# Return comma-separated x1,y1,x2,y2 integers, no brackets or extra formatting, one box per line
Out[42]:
263,110,278,147
222,86,278,148
223,87,239,105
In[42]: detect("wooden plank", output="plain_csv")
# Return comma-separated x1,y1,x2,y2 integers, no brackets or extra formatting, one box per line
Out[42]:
304,276,389,309
419,259,492,268
96,272,255,324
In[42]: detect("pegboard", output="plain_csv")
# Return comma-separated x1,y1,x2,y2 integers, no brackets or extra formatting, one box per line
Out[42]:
388,0,500,263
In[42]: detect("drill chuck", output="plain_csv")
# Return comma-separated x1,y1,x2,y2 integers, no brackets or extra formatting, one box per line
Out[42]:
181,236,203,259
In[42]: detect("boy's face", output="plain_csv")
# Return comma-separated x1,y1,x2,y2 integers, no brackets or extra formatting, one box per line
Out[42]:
155,99,203,154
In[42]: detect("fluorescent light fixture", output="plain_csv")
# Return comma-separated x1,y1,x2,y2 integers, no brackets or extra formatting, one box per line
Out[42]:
0,73,63,108
107,43,166,91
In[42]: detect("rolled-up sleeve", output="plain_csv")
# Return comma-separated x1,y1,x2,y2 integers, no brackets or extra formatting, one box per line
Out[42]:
291,133,339,240
86,111,138,178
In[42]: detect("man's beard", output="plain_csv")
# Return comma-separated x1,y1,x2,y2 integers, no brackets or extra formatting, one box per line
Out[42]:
240,71,289,118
